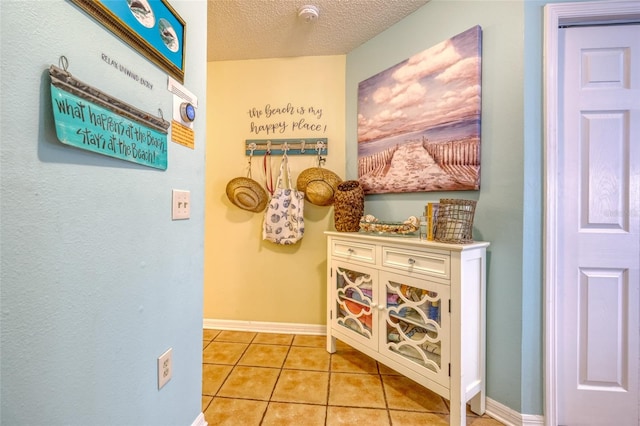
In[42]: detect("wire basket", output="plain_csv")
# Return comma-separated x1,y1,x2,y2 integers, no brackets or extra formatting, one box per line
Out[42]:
434,199,477,243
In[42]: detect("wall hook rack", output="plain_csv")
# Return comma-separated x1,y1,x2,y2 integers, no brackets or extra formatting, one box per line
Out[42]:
245,138,328,156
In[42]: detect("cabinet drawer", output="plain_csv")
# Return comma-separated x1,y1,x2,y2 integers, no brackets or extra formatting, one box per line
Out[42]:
332,239,376,264
382,246,450,280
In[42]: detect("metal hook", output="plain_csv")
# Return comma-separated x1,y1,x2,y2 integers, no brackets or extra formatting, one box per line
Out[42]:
247,143,257,178
300,140,306,153
59,56,69,72
266,140,272,154
316,141,326,166
248,142,257,156
282,142,289,154
248,142,256,166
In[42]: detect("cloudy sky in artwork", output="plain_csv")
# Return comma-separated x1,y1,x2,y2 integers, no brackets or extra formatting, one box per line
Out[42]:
357,26,481,144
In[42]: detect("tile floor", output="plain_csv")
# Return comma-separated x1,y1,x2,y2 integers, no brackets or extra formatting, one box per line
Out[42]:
202,329,504,426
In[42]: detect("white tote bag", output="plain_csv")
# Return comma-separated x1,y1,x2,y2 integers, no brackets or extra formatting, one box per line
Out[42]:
262,154,305,245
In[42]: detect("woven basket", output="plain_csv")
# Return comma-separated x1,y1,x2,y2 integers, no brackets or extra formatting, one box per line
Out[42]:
434,199,477,243
334,180,364,232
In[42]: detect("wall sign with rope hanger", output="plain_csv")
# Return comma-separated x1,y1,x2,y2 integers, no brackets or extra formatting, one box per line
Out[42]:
49,56,170,170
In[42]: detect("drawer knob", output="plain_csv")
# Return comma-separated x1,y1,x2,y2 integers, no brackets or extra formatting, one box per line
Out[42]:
408,258,416,265
347,248,355,254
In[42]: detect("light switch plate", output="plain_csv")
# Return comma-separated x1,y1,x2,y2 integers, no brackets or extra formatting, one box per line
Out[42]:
172,189,190,220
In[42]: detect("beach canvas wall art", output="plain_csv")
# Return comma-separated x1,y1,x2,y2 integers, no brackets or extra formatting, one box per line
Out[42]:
357,25,482,194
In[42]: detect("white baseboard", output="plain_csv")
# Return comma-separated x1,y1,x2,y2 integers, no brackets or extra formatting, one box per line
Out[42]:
203,318,326,335
191,412,207,426
486,398,544,426
202,319,544,426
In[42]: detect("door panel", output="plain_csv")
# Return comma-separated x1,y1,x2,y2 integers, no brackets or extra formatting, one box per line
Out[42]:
379,271,450,388
331,261,377,349
558,24,640,425
578,268,628,388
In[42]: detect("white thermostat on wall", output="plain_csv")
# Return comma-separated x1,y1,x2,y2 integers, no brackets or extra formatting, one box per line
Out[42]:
180,102,196,122
168,76,198,128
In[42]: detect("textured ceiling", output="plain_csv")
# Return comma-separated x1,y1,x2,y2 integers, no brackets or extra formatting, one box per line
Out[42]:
207,0,430,61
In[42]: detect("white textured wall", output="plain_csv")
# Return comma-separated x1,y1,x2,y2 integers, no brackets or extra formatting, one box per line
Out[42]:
0,1,207,424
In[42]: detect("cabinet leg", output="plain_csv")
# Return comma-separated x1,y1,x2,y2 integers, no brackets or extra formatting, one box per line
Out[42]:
449,396,465,426
327,334,336,353
469,390,486,416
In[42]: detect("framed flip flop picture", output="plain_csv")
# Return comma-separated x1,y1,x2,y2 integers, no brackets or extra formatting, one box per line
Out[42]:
70,0,186,82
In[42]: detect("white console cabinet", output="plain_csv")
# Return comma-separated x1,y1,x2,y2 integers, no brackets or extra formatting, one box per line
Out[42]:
325,231,489,426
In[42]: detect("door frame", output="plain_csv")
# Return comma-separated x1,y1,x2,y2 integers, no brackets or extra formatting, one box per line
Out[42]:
543,2,640,425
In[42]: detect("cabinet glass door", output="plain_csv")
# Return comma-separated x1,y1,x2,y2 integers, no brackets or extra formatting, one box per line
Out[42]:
381,272,449,383
334,264,374,341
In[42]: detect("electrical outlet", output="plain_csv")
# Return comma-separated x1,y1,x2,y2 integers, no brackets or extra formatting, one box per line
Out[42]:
172,189,190,220
157,348,172,389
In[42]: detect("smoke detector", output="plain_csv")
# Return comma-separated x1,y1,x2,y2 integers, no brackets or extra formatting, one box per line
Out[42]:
298,5,319,23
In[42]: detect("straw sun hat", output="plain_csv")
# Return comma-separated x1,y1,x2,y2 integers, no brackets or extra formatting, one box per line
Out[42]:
296,167,343,206
226,176,268,212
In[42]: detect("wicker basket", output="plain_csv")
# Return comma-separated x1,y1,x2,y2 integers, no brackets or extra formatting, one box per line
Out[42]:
334,180,364,232
434,199,477,243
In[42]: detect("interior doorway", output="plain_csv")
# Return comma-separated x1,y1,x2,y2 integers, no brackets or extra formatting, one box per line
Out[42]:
544,2,640,425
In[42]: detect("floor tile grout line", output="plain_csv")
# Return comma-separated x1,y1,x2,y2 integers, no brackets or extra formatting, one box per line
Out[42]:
207,393,452,414
376,362,394,424
325,349,333,425
327,348,333,416
264,341,293,404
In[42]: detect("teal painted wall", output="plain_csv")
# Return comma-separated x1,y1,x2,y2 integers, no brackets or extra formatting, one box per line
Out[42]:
0,1,207,424
519,0,594,414
522,0,548,416
346,0,529,413
347,0,600,416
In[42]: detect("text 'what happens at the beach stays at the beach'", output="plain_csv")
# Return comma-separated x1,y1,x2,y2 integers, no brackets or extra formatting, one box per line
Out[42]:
50,86,168,170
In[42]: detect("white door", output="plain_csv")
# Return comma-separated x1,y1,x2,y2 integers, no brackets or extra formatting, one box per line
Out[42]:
557,24,640,425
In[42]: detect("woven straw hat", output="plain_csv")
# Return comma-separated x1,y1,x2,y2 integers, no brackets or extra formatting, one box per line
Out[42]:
296,167,343,206
226,177,268,212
